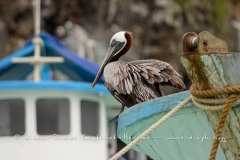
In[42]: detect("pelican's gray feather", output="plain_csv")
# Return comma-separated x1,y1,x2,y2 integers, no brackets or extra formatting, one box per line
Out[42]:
103,60,185,107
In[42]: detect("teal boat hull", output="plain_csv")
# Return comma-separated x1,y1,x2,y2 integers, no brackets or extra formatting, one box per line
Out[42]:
117,91,227,160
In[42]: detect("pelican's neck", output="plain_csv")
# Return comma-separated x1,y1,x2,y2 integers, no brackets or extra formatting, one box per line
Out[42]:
104,61,125,76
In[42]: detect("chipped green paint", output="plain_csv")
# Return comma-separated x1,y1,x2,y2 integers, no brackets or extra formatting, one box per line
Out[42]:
180,52,240,159
179,53,228,89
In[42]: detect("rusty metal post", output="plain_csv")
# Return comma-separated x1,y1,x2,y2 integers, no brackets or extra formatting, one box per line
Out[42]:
180,31,240,159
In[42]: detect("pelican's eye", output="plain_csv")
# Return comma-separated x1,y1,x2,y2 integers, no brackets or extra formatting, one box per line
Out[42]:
110,39,118,47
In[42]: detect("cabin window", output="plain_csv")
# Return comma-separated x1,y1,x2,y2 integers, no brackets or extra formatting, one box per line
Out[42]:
36,98,70,135
80,100,100,136
0,99,25,136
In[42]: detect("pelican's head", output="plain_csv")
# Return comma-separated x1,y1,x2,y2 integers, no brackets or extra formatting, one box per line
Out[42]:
91,31,133,89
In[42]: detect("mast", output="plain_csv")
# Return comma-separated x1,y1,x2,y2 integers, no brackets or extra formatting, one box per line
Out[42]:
12,0,64,82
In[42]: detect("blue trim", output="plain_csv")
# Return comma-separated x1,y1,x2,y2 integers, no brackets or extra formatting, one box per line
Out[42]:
41,64,52,81
0,45,34,70
117,91,192,132
42,32,104,83
0,81,109,94
0,45,34,79
0,32,104,83
0,64,33,80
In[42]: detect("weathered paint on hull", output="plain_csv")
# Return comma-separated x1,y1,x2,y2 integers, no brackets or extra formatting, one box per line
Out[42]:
180,52,240,159
117,91,230,160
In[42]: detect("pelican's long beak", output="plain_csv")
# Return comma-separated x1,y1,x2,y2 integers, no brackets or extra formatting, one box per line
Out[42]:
91,47,115,89
91,41,125,89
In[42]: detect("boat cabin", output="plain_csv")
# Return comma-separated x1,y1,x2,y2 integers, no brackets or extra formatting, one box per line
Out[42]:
0,33,120,160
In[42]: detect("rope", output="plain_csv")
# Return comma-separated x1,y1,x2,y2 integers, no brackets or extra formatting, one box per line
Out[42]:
109,96,192,160
191,95,240,110
190,85,240,97
208,93,238,160
190,85,240,160
191,95,225,110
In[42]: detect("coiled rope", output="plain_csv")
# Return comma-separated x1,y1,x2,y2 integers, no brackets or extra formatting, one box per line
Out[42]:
109,85,240,160
190,85,240,160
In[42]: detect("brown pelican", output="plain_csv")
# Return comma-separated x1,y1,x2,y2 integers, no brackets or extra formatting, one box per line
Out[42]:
92,31,185,121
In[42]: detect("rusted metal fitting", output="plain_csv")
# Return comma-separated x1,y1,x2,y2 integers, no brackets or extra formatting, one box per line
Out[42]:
182,31,228,53
186,36,198,50
182,32,198,52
